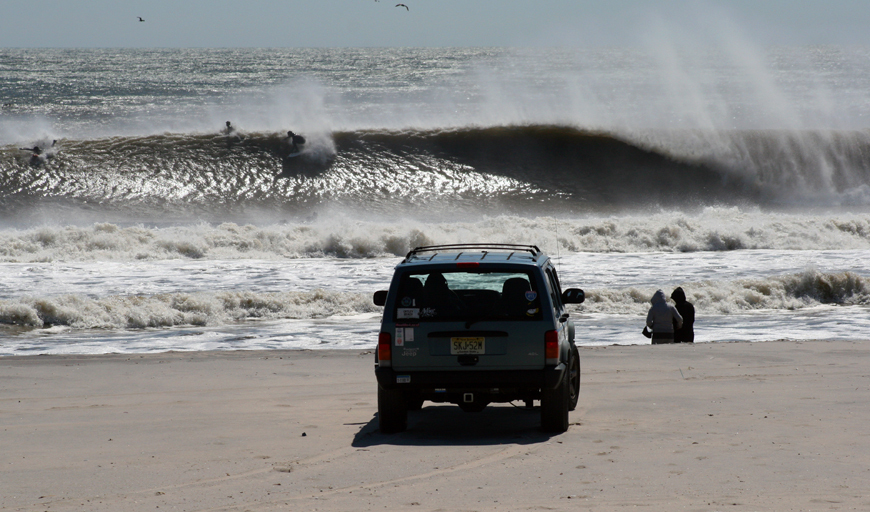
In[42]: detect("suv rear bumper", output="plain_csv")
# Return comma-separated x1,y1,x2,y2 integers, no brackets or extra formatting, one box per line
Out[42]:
375,363,566,391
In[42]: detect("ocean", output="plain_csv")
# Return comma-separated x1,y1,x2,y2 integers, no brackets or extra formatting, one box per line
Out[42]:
1,47,869,355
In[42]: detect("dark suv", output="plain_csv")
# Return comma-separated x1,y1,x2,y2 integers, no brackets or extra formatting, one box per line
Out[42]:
372,244,585,433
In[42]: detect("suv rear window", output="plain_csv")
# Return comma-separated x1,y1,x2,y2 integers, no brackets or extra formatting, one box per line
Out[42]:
393,270,542,322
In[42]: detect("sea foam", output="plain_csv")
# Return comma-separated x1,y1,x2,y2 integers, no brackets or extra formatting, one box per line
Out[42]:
0,289,379,329
1,210,869,263
1,269,866,331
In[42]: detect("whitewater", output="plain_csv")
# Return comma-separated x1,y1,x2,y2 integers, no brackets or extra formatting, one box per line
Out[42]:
1,47,869,355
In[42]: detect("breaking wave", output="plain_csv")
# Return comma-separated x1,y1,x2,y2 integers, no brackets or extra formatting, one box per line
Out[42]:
3,125,870,224
0,289,378,329
1,270,866,331
581,269,870,315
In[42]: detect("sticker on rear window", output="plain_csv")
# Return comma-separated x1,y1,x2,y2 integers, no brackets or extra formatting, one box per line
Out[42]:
525,291,537,301
397,308,419,319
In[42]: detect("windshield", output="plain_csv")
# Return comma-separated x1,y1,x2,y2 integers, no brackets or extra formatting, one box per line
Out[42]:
393,270,542,322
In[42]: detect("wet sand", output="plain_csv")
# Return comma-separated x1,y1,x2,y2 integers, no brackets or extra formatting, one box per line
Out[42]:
1,340,868,511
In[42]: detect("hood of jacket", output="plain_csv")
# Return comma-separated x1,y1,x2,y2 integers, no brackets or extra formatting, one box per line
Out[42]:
671,287,686,303
650,289,667,305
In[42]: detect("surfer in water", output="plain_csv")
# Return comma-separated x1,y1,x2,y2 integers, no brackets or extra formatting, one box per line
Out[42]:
285,130,306,154
20,145,44,165
19,140,58,158
223,121,243,146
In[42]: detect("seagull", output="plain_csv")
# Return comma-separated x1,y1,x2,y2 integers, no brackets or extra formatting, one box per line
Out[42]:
395,3,408,10
137,16,145,22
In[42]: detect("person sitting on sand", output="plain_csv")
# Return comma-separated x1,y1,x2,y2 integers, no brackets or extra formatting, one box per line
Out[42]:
671,287,695,343
646,289,683,345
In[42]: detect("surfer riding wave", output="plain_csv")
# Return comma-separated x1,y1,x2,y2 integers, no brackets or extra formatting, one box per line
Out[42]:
285,131,306,156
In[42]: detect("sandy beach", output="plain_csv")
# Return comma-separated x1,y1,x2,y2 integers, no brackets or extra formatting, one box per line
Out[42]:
1,340,868,512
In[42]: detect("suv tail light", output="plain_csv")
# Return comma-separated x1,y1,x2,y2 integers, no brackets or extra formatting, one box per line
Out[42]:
545,330,559,365
378,332,392,367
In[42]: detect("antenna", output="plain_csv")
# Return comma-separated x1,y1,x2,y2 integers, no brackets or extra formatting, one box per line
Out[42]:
553,219,562,275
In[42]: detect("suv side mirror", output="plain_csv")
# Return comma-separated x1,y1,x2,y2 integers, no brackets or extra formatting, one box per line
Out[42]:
562,288,585,304
373,290,388,306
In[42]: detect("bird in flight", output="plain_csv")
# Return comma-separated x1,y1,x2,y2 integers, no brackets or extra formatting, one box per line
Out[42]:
396,3,408,10
137,17,145,22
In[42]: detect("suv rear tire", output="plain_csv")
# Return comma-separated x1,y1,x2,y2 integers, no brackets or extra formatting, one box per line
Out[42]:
568,344,581,411
378,384,408,434
540,370,570,433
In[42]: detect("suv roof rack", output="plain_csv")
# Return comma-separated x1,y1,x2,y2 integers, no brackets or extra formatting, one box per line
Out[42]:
404,243,542,262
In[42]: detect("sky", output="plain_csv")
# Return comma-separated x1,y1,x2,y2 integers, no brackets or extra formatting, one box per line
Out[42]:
3,0,870,48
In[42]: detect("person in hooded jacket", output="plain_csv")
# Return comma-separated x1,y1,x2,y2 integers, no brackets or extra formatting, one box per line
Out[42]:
646,289,683,344
671,287,695,343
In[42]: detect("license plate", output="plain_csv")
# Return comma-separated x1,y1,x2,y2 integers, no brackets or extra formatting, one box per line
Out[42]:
450,337,485,355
